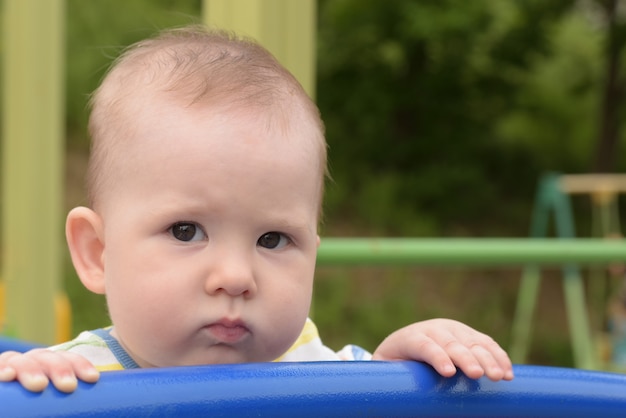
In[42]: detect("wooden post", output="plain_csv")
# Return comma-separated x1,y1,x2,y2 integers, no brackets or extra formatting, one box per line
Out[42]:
2,0,65,344
202,0,317,98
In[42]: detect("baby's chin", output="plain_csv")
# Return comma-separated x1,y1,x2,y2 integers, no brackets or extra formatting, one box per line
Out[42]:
161,347,279,367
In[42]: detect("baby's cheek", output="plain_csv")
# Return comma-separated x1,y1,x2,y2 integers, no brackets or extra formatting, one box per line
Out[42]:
268,307,310,359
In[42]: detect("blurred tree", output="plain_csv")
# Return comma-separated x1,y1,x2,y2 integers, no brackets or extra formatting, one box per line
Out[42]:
60,0,625,235
316,0,615,236
590,0,626,172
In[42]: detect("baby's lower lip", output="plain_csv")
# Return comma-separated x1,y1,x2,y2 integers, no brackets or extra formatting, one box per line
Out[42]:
205,323,249,343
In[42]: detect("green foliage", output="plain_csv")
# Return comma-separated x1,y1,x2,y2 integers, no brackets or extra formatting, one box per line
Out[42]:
317,0,618,237
493,8,603,169
65,0,202,144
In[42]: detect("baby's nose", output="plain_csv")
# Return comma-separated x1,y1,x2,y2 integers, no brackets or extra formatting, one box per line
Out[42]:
204,254,257,297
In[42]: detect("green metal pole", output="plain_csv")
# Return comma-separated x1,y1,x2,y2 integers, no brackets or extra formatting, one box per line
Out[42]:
510,175,555,364
552,184,596,369
2,0,65,344
317,238,626,266
509,265,541,363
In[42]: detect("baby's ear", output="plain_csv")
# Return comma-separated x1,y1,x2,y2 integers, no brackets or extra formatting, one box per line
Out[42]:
65,207,106,294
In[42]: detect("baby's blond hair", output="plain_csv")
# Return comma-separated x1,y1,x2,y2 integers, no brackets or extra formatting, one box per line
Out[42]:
87,25,327,212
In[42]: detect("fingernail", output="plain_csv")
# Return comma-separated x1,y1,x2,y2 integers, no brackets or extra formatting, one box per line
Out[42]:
443,364,456,374
24,373,48,387
59,375,77,386
84,368,100,380
0,366,15,379
491,366,503,375
59,375,78,391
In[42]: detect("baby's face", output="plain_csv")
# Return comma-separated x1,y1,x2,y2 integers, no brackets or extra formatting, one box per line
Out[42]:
95,94,322,367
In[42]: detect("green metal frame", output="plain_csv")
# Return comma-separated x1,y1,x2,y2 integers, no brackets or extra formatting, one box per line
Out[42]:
318,236,626,370
509,173,596,369
317,238,626,266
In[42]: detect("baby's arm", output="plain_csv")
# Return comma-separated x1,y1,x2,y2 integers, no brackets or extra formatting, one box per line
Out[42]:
0,349,99,392
372,318,514,381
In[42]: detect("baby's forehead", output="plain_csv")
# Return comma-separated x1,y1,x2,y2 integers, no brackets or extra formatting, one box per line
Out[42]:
106,89,324,172
89,32,327,210
95,97,325,213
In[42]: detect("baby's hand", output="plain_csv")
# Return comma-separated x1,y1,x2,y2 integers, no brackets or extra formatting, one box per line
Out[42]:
372,318,514,381
0,349,99,393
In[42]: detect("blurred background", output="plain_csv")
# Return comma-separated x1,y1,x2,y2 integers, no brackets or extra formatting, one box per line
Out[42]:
3,0,626,369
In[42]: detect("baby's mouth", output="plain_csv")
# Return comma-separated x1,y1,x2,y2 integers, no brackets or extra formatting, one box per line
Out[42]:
204,319,250,344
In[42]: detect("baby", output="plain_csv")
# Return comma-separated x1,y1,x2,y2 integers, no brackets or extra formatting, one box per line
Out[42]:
0,26,513,393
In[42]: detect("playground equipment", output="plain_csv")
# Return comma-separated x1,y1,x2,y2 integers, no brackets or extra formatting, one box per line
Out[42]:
511,173,626,370
3,307,626,417
4,2,626,414
1,359,626,417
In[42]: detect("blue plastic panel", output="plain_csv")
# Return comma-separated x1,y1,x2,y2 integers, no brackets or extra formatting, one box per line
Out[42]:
1,361,626,417
0,336,41,353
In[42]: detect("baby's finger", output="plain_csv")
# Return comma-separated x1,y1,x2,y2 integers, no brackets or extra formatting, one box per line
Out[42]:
389,334,459,377
466,344,507,381
477,339,514,380
0,351,19,382
442,324,513,381
0,364,16,381
417,341,460,377
440,340,486,379
5,352,50,392
63,351,100,384
450,330,513,380
26,350,87,393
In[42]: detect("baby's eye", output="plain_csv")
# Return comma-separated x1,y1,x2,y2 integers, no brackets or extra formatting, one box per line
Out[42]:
169,222,206,242
257,232,290,249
